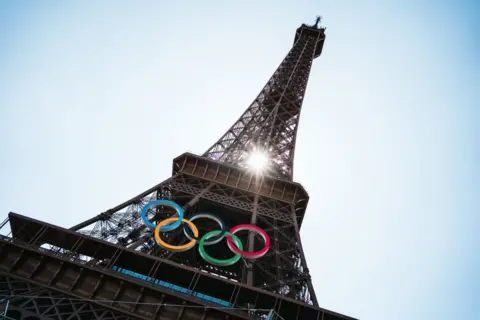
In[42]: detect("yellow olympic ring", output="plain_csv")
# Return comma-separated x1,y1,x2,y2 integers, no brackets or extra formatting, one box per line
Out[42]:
154,218,199,252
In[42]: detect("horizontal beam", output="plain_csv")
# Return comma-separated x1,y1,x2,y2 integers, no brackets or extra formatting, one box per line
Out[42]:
173,153,309,226
173,153,309,205
0,241,249,319
0,274,134,320
6,212,356,320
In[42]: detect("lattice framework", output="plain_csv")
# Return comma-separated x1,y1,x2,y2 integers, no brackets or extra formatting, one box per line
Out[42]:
0,215,356,320
0,18,349,320
203,21,325,181
73,154,316,303
67,19,327,305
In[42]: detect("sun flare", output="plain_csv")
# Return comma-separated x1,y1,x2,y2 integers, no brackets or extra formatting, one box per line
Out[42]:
246,151,269,172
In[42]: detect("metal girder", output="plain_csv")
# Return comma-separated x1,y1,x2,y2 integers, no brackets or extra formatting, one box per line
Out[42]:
172,153,309,222
0,213,356,320
0,275,132,320
67,161,316,304
0,19,356,320
202,24,326,181
63,22,329,308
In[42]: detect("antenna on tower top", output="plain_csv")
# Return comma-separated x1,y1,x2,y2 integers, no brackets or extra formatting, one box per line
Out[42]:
314,16,322,28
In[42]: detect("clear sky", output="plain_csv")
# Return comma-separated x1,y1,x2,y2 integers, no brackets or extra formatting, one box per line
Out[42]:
0,1,478,319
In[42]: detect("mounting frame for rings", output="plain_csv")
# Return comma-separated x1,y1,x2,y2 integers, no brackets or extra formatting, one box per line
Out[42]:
140,200,271,265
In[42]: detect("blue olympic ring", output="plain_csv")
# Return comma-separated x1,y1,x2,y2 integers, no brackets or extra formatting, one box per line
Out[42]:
140,200,184,231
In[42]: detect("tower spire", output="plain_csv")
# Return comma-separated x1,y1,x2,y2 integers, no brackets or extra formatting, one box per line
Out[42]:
203,21,326,180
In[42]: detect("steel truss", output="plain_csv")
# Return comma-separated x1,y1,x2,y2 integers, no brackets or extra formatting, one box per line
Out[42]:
0,214,355,320
0,275,131,320
203,23,325,181
66,21,327,306
0,19,355,320
70,154,317,304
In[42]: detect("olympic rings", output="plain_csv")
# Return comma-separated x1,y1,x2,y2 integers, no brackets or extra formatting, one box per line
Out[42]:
142,200,270,265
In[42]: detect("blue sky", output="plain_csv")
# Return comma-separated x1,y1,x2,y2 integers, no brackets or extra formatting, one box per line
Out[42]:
0,1,478,319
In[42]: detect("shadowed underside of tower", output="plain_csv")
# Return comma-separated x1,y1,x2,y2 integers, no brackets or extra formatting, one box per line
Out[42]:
0,18,356,320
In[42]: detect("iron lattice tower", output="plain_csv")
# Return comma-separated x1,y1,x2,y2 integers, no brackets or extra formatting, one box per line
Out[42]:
0,18,355,320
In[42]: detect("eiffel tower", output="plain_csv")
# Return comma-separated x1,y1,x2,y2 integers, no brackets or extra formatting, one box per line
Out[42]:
0,17,356,320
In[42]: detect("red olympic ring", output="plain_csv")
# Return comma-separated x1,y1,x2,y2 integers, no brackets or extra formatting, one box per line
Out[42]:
226,224,271,259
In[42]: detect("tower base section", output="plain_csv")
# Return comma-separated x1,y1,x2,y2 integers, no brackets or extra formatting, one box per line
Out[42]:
0,213,356,320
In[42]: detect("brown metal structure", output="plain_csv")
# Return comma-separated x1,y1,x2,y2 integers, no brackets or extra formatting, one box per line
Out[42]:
0,18,356,320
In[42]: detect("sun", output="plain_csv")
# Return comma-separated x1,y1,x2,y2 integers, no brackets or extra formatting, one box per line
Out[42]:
246,150,269,173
